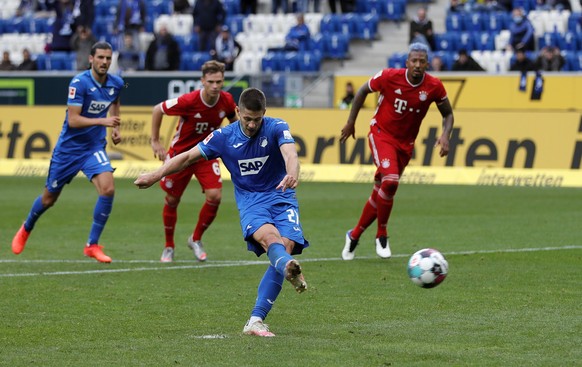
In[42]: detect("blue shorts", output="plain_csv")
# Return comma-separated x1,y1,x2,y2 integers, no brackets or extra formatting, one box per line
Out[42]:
46,148,114,193
239,192,310,257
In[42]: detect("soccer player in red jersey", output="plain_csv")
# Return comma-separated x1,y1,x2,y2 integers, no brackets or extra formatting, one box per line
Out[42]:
150,60,237,263
340,43,455,260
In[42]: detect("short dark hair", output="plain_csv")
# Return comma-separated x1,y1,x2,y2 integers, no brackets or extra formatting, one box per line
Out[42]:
90,42,113,56
239,88,266,112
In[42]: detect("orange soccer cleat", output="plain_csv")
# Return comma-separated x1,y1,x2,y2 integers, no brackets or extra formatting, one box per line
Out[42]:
84,244,112,263
12,224,30,255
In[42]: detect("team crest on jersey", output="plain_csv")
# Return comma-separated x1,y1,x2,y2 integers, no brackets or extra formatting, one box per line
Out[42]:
68,87,76,99
51,179,58,188
283,130,292,140
219,111,225,118
419,91,428,101
381,158,390,168
259,137,268,148
163,178,174,189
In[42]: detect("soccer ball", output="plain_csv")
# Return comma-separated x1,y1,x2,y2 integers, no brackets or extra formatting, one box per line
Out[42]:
407,248,448,288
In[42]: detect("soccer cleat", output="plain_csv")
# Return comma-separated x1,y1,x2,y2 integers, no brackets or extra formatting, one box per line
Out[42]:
284,259,307,293
341,229,359,260
84,244,112,263
160,247,174,263
187,236,207,261
12,224,30,255
375,236,392,259
243,320,275,337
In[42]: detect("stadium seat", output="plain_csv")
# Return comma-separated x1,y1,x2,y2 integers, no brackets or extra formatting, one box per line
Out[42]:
567,12,581,33
180,52,211,71
383,0,406,21
557,31,578,51
296,51,322,71
320,14,340,34
431,51,454,71
457,32,475,52
281,51,299,72
485,12,508,32
474,31,496,51
445,12,465,32
225,15,245,36
434,33,458,52
463,13,484,32
387,52,407,68
354,13,379,40
323,33,349,59
338,14,358,40
262,51,283,72
537,32,560,50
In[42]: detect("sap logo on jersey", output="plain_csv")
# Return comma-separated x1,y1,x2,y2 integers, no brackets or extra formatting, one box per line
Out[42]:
238,156,269,176
88,101,111,114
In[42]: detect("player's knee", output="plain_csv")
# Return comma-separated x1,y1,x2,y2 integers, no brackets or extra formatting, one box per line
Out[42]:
165,195,180,207
100,186,115,197
380,177,399,198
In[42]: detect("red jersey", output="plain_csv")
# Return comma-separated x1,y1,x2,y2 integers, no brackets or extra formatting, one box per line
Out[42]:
368,68,447,151
161,90,236,155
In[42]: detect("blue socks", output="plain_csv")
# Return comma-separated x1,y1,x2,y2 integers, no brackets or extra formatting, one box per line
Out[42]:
251,265,284,320
24,195,48,232
87,195,113,245
267,243,293,276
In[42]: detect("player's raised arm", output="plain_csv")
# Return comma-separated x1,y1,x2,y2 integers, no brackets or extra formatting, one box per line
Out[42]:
135,146,203,189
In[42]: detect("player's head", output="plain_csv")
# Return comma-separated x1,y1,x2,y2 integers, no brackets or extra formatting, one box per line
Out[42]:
237,88,266,137
89,42,113,77
406,42,429,83
201,60,226,99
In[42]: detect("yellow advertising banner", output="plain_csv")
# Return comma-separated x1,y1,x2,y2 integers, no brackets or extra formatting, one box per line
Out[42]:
334,74,582,110
1,106,581,170
2,159,582,188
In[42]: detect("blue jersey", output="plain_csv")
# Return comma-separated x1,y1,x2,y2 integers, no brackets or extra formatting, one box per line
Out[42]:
198,116,295,195
53,70,124,154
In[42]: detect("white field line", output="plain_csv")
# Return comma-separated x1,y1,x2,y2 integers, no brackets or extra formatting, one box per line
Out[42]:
0,245,580,278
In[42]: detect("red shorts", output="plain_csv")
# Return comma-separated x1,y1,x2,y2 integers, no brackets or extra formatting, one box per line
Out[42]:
368,132,412,182
160,158,222,198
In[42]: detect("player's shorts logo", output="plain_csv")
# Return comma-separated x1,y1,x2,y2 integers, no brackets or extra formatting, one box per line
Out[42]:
238,156,269,176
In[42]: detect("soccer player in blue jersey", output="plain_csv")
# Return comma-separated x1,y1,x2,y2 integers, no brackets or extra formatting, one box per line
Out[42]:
12,42,124,263
135,88,308,337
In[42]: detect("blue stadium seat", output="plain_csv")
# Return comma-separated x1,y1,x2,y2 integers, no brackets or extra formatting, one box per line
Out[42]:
457,32,475,52
175,35,196,53
309,34,325,53
387,52,407,68
225,15,245,36
281,52,299,72
180,52,211,71
445,12,465,32
262,51,283,72
485,12,508,32
463,13,484,32
562,51,582,71
320,14,340,34
558,31,579,51
431,51,454,71
223,0,241,16
338,14,358,40
567,12,581,33
383,0,406,21
473,31,496,51
538,32,560,50
354,13,379,40
434,33,458,52
34,53,49,70
48,52,74,70
296,51,322,71
323,33,349,59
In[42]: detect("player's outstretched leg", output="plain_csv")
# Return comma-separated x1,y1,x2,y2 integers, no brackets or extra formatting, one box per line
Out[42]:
267,243,307,293
187,236,207,261
243,266,282,337
84,244,112,263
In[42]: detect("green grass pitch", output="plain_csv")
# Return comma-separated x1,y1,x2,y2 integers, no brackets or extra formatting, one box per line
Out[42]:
0,176,581,366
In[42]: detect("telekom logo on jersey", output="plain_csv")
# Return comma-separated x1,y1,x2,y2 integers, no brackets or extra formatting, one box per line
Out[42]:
238,156,269,176
393,98,407,114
